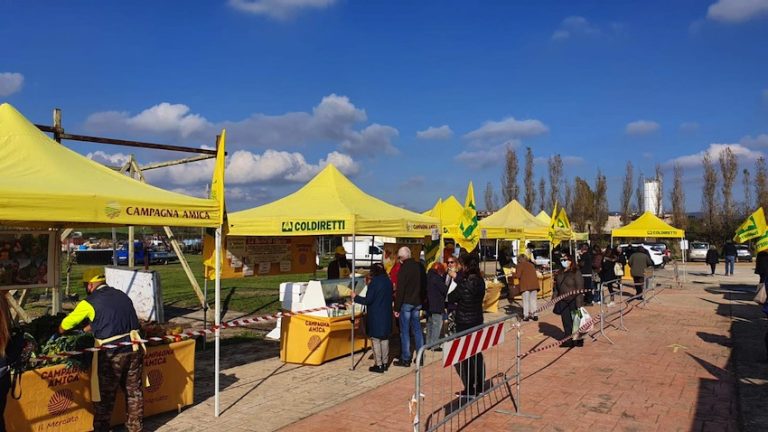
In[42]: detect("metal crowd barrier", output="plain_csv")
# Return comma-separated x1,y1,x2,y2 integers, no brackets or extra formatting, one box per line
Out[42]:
412,314,521,432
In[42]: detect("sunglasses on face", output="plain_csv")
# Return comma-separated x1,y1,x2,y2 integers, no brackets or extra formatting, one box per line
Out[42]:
447,260,456,264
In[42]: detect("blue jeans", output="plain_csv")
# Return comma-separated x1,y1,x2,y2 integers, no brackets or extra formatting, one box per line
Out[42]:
425,313,444,347
725,256,735,275
399,304,424,362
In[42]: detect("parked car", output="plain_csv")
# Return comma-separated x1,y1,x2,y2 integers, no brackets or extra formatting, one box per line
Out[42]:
618,244,666,268
736,244,752,262
688,241,709,262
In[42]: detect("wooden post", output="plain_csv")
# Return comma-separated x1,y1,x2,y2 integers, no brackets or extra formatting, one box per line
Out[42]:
7,292,30,322
52,229,62,314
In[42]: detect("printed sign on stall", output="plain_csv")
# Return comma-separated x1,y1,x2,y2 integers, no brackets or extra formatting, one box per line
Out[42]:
204,235,317,279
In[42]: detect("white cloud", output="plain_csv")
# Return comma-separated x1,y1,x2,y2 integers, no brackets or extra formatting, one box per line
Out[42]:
85,103,211,139
625,120,660,136
680,122,700,133
86,151,132,167
416,125,453,140
0,72,24,97
464,117,547,146
228,0,337,20
741,133,768,148
85,94,399,157
707,0,768,23
551,16,600,41
668,143,764,168
454,144,512,170
146,148,359,187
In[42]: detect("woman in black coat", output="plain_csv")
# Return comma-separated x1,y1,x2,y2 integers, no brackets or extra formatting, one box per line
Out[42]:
554,252,585,348
705,246,719,276
447,253,486,398
352,263,393,373
425,263,448,347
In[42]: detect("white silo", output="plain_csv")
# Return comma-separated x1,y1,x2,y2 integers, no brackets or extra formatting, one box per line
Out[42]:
644,180,661,215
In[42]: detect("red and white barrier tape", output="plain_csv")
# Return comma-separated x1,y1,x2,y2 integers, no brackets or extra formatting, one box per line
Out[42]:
518,313,601,358
31,303,345,363
532,289,591,315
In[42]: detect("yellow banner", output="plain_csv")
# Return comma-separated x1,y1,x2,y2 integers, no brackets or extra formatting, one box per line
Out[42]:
734,207,767,243
210,130,227,225
5,339,195,432
204,235,317,279
458,181,479,251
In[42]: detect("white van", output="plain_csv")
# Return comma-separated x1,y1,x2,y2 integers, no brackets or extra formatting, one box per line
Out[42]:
343,240,384,268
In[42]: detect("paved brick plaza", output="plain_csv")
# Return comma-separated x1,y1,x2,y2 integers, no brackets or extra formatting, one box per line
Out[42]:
141,264,768,432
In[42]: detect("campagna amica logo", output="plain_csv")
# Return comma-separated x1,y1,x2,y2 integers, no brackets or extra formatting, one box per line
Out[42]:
146,369,164,393
105,202,121,219
47,389,74,415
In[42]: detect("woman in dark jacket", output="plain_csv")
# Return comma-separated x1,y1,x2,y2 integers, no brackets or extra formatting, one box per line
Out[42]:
705,246,719,276
600,248,618,306
755,251,768,283
554,252,585,347
425,262,448,347
447,253,486,398
352,263,393,373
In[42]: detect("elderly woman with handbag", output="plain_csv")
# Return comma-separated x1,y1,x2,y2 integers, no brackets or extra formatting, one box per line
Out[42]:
553,252,585,348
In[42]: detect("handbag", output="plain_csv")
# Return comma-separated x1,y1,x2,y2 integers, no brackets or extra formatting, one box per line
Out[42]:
553,299,567,315
572,307,594,334
614,262,624,277
754,283,767,304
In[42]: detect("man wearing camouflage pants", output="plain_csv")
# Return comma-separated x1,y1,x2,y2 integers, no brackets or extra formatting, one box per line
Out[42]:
58,268,144,431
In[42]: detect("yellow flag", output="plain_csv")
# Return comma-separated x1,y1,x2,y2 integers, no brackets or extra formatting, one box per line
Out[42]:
458,182,479,252
556,207,571,230
423,199,443,268
755,229,768,253
734,207,767,243
209,130,227,224
548,202,559,245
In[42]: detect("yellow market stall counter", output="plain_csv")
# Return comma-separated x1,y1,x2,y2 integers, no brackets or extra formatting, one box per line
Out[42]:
280,311,368,365
5,339,195,432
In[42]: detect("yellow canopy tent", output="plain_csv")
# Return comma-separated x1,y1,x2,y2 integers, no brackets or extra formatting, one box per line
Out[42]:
424,195,475,249
478,200,550,240
0,103,229,417
0,103,222,227
611,211,685,239
228,164,438,237
535,210,550,225
227,164,438,371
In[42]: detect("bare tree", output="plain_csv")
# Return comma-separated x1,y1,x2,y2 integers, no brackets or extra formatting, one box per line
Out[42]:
756,157,768,210
484,182,498,212
593,169,608,235
501,147,519,204
655,164,664,215
538,178,546,212
670,162,687,229
620,161,634,223
702,153,719,241
718,146,738,227
548,154,563,210
742,168,752,216
564,180,573,215
523,147,535,210
635,172,645,213
572,177,594,232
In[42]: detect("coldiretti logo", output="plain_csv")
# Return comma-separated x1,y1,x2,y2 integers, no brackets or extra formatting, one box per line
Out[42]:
647,230,676,235
105,202,121,219
281,219,346,233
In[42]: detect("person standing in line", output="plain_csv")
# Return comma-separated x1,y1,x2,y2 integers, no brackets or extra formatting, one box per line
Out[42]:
755,250,768,284
628,247,653,300
591,245,604,304
393,247,426,367
327,246,352,279
447,253,486,398
553,252,585,347
425,262,448,349
577,244,594,305
58,268,144,432
600,248,619,306
351,263,393,373
514,255,539,321
722,240,737,276
706,245,719,276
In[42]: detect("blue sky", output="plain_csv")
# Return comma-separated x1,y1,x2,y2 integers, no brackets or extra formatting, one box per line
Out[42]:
2,0,768,213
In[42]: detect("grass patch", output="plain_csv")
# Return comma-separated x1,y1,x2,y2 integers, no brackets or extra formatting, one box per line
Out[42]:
58,254,331,317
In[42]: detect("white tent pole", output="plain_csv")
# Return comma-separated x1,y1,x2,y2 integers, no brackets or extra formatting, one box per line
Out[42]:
214,226,221,417
682,236,687,283
350,230,356,371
